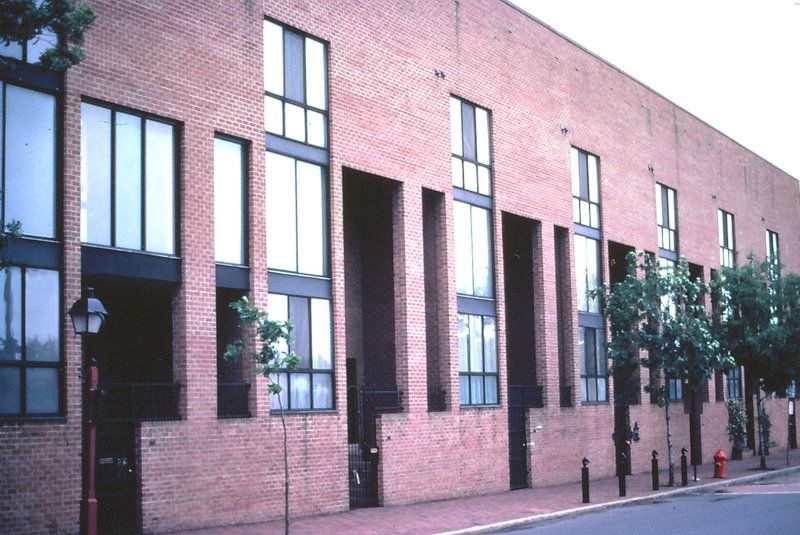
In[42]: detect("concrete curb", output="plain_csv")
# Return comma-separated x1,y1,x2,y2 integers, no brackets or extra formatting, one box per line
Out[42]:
436,465,800,535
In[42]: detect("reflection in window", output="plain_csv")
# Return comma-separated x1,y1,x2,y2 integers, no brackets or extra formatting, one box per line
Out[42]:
579,326,607,402
656,183,677,252
718,210,735,268
0,267,61,416
458,313,498,406
214,137,247,265
263,20,327,148
450,97,492,195
571,148,600,229
265,152,328,276
2,83,56,238
81,102,176,254
454,201,493,298
574,234,600,314
267,294,333,410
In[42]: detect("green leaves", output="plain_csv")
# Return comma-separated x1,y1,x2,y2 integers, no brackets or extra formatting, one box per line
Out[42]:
725,399,748,450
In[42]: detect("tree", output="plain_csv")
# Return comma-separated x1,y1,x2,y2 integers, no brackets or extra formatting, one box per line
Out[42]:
0,0,96,72
224,297,298,535
597,252,727,486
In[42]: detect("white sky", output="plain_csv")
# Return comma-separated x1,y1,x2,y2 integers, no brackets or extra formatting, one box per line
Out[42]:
507,0,800,180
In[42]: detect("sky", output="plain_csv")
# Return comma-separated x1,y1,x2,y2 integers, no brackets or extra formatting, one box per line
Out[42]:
507,0,800,180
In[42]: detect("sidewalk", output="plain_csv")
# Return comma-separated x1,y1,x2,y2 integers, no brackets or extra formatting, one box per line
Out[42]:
173,447,800,535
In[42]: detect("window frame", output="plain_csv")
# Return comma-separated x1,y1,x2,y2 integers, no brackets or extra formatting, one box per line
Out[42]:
574,234,601,314
213,133,249,267
450,95,492,197
718,209,735,268
579,325,608,403
80,98,181,256
766,229,779,265
656,183,677,253
667,377,683,401
727,367,742,400
0,265,63,418
457,312,499,407
571,147,601,230
453,200,494,300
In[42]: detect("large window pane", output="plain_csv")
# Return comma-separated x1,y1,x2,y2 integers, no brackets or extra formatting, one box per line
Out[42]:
289,296,310,368
144,120,175,254
269,372,289,410
0,267,22,361
25,367,58,414
305,38,326,110
6,85,55,238
266,152,297,271
290,372,311,409
449,97,462,156
469,314,482,372
25,269,59,362
312,373,332,409
0,367,20,414
263,20,284,96
310,298,332,369
457,314,469,372
475,107,490,165
115,112,142,249
214,138,245,264
483,316,497,373
296,161,325,275
470,205,493,297
454,201,473,295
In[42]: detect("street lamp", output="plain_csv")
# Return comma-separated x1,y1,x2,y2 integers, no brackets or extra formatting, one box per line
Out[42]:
70,287,108,535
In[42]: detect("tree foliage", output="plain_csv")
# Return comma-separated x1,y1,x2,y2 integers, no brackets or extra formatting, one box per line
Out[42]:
0,0,95,72
725,399,748,452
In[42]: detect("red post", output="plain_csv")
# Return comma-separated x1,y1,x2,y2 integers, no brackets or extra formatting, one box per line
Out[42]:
82,360,99,535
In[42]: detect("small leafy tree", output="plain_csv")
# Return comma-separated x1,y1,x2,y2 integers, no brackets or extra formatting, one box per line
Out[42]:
225,297,298,535
597,252,728,486
725,399,748,459
0,0,96,72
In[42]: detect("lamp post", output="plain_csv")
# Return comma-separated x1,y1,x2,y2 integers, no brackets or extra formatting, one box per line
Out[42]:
69,288,108,535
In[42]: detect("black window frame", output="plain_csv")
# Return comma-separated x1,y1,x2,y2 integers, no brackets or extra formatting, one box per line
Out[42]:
571,147,601,230
450,95,492,197
718,209,735,268
579,325,607,403
80,98,181,256
0,265,63,419
457,312,499,407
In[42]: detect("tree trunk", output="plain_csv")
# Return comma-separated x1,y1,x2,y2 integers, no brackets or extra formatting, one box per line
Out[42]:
665,400,675,486
278,396,290,535
755,393,767,470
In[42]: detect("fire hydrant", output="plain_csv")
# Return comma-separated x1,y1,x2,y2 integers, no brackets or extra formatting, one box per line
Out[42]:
713,449,727,479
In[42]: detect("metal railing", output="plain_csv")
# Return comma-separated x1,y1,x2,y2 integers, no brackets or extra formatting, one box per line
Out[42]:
97,383,182,422
217,382,251,419
427,386,447,412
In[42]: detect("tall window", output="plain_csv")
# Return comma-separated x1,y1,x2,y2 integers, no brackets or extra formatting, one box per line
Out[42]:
574,234,600,314
458,313,498,405
571,148,600,229
81,102,176,255
766,229,779,265
0,267,61,416
727,367,742,399
263,19,327,148
267,294,333,410
214,136,247,265
450,97,491,196
718,209,735,268
656,183,677,253
668,378,683,401
1,82,56,238
579,326,606,403
454,201,493,298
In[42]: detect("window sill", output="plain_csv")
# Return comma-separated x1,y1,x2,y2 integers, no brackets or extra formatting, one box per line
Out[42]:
269,409,337,416
0,416,67,425
459,404,502,410
580,401,609,406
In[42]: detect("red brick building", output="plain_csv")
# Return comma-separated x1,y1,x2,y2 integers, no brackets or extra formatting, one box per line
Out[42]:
1,1,799,533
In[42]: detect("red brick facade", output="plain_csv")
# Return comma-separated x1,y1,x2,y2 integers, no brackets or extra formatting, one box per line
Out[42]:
1,1,799,533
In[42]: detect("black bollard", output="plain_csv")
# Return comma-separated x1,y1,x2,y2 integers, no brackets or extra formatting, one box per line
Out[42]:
618,451,627,497
651,450,659,491
680,448,688,487
581,457,590,504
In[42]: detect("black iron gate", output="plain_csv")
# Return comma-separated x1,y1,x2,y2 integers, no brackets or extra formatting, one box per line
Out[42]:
347,385,402,508
508,385,542,490
96,423,139,534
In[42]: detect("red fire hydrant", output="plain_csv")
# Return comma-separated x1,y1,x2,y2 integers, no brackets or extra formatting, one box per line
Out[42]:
713,449,727,479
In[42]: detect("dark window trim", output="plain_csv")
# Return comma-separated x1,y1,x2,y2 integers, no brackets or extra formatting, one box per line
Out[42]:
267,271,331,299
215,264,250,290
574,224,601,240
265,133,328,166
0,238,60,270
577,312,604,329
457,295,496,316
659,248,678,262
453,187,492,209
214,132,250,267
0,59,62,93
81,245,181,283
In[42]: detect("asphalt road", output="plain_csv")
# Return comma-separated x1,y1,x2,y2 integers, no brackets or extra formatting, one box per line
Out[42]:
502,476,800,535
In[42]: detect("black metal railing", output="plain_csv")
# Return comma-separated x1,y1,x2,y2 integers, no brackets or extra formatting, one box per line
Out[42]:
218,382,251,419
362,387,403,413
560,385,573,408
508,384,544,409
427,386,447,412
97,383,182,422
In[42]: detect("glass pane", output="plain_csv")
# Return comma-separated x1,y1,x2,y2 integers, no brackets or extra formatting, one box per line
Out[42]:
586,238,599,314
267,293,289,355
658,226,664,248
264,95,283,135
475,107,490,165
25,269,59,362
26,367,58,414
6,85,56,238
115,113,142,249
144,120,175,254
27,31,56,63
726,214,734,249
284,102,305,141
312,373,332,409
580,378,588,402
587,154,599,203
289,296,310,368
451,157,463,188
461,103,476,161
589,204,599,229
469,314,482,373
463,161,478,192
311,298,332,369
570,148,580,197
580,200,590,226
0,41,23,60
655,184,663,226
263,20,284,96
454,201,473,295
459,375,469,405
584,327,597,374
483,316,496,373
572,198,580,224
457,314,469,372
484,376,498,404
596,329,606,374
0,267,22,360
574,235,587,312
0,367,20,414
470,206,493,298
283,30,305,103
81,106,112,244
265,152,297,271
477,166,491,196
667,188,676,230
717,210,724,247
269,372,288,410
214,138,245,264
296,161,326,275
597,378,607,402
449,97,462,156
304,38,326,110
290,372,311,409
306,110,325,147
587,377,597,402
578,327,586,374
470,375,484,405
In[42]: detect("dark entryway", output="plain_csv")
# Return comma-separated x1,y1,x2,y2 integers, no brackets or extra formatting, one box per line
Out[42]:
96,423,138,534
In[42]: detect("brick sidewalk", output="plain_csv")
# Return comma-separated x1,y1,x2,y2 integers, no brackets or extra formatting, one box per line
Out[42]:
172,448,800,535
